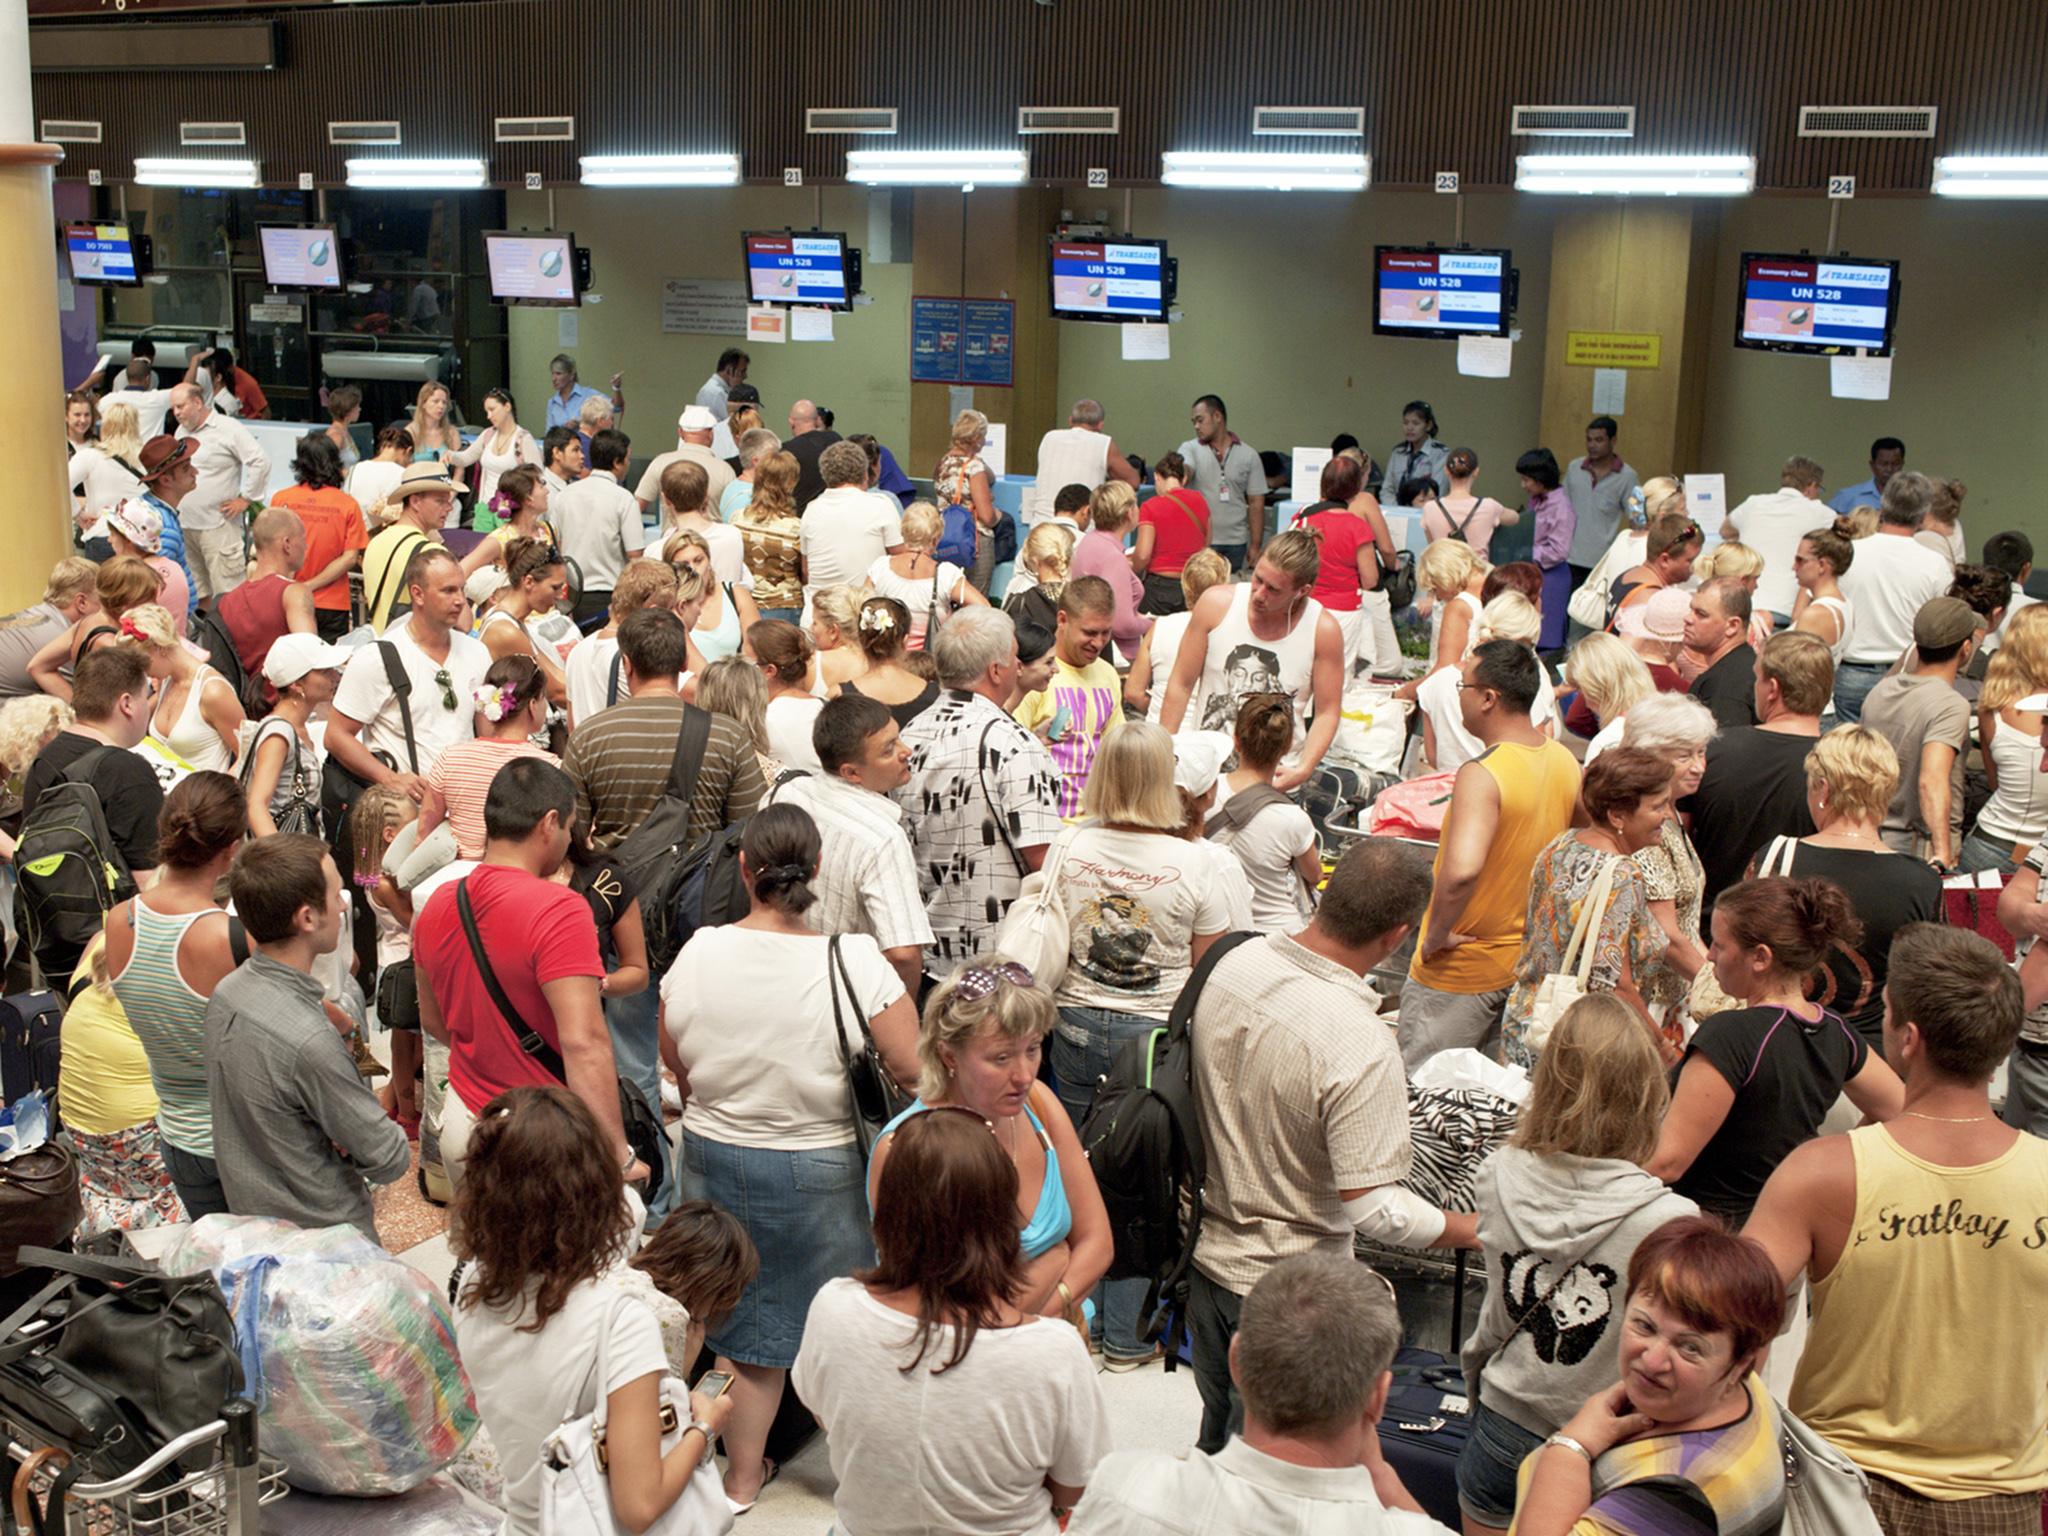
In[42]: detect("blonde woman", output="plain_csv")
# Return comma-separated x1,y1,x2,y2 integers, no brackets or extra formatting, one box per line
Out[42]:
1070,482,1149,656
1127,549,1231,721
1692,542,1775,652
1457,994,1698,1536
1003,521,1074,633
1837,504,1880,540
1620,694,1718,1044
866,502,989,652
1789,523,1856,662
810,584,870,696
27,556,158,701
661,529,760,665
1569,631,1658,762
407,381,463,466
719,426,781,522
1418,592,1557,771
932,408,999,592
696,653,781,783
1916,478,1968,566
121,603,243,775
70,399,144,551
1393,537,1484,702
735,450,805,621
1966,607,2048,875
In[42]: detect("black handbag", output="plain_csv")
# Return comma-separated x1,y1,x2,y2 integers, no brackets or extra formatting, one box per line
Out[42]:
1378,547,1418,610
375,958,423,1033
454,879,667,1199
0,1146,82,1280
0,1247,241,1493
826,936,912,1156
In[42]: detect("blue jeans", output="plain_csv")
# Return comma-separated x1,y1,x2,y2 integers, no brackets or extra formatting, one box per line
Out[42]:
1958,828,2020,878
1051,1003,1161,1360
1187,1268,1245,1453
604,988,674,1221
1832,661,1889,725
162,1143,228,1220
1212,543,1249,574
1456,1401,1549,1524
760,607,802,623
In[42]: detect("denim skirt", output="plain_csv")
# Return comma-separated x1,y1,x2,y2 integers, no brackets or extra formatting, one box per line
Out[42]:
677,1131,875,1370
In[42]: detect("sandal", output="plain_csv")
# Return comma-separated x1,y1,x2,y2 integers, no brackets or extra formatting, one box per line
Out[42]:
725,1457,779,1517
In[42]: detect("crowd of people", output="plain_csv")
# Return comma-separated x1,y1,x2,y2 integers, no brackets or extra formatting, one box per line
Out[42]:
9,353,2044,1536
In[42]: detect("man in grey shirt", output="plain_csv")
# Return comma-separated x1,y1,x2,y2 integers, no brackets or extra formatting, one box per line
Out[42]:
1563,414,1641,580
207,834,410,1244
1177,393,1264,573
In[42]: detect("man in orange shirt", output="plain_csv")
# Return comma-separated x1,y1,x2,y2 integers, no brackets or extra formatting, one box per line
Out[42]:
274,435,369,640
202,346,269,420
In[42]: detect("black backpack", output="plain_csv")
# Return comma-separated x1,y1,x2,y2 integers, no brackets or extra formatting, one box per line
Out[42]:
1077,930,1257,1367
188,606,266,719
14,749,138,986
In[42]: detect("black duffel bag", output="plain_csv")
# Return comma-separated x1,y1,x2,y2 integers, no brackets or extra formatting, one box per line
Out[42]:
0,1247,242,1492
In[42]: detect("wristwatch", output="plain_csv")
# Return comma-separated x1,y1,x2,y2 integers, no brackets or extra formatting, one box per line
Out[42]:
1546,1433,1594,1462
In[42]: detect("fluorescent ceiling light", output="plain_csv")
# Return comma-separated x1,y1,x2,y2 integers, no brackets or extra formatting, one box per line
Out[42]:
1160,151,1370,191
1932,155,2048,197
845,149,1027,186
134,157,259,188
345,157,487,189
1514,153,1754,195
578,153,740,187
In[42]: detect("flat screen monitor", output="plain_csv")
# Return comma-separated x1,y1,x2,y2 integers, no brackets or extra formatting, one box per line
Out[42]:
258,224,342,290
484,231,579,306
66,223,138,286
1048,237,1168,323
743,231,851,310
1373,247,1511,338
1736,253,1899,356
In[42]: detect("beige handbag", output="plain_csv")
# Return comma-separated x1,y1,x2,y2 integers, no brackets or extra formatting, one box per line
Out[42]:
1523,855,1619,1056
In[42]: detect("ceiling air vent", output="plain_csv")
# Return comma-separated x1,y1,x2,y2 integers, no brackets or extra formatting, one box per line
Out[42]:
41,119,101,143
496,116,574,143
328,121,402,146
180,121,247,146
806,108,897,136
1512,105,1636,137
1018,106,1120,135
1798,106,1938,139
1252,106,1364,137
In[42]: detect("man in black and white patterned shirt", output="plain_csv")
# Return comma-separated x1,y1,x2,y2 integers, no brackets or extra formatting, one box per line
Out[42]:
897,607,1062,990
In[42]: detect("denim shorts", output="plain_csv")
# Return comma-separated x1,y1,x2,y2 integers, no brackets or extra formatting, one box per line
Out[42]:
677,1132,874,1370
1456,1400,1548,1524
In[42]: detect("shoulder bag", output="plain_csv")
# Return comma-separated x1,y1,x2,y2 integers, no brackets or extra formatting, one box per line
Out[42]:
1377,547,1417,611
1758,835,1800,878
1432,497,1477,544
239,720,320,838
362,530,429,628
1566,527,1642,633
1522,854,1620,1057
826,935,913,1158
977,717,1032,879
320,639,415,865
1777,1399,1885,1536
454,879,667,1197
991,824,1082,990
537,1289,730,1536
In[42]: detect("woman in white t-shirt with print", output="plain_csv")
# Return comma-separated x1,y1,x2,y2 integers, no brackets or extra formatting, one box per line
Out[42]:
1207,695,1322,931
794,1108,1112,1536
867,501,989,651
453,1087,737,1536
1047,721,1230,1363
658,804,920,1510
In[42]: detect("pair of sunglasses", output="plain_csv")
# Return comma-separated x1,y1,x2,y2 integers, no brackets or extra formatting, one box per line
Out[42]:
954,961,1036,1001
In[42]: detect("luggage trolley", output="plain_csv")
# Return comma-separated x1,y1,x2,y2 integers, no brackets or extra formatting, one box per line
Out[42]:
2,1399,287,1535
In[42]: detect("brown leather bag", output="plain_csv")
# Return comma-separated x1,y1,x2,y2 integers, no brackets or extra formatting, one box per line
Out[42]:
0,1144,82,1278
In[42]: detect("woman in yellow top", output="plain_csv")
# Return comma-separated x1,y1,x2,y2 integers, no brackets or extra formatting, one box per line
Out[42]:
62,937,188,1237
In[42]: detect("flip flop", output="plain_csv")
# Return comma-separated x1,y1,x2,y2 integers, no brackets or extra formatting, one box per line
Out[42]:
725,1458,779,1517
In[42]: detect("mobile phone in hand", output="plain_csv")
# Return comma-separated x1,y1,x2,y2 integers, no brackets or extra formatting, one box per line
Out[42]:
1047,702,1074,741
694,1369,734,1400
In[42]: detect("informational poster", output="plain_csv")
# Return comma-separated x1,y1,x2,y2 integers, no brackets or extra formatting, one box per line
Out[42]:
981,422,1007,478
912,297,964,384
1592,368,1627,414
1564,331,1662,369
661,278,747,336
1121,323,1170,361
1290,447,1332,504
745,306,787,345
791,307,835,342
1683,474,1727,528
961,300,1015,387
557,310,578,348
1457,335,1513,378
1830,354,1893,401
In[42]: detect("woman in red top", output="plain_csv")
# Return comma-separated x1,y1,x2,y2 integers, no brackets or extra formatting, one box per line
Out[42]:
1131,452,1211,616
1296,455,1397,680
276,434,370,642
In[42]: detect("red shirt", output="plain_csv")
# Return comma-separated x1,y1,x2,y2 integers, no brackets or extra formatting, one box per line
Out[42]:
414,863,605,1114
1298,503,1374,612
1138,487,1210,576
277,484,370,612
223,366,269,420
215,572,291,698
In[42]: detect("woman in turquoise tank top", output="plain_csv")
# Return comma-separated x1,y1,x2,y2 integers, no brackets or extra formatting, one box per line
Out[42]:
866,962,1112,1333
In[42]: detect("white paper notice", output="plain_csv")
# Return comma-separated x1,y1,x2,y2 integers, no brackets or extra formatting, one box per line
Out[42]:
1683,474,1727,529
1291,448,1333,504
1592,368,1627,414
1457,335,1513,378
1121,323,1170,362
745,306,787,345
981,422,1007,478
556,310,578,349
1831,354,1893,401
660,278,747,336
947,386,975,420
791,307,835,343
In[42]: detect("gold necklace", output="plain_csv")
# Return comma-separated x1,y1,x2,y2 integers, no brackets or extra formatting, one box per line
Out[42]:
1900,1109,1993,1124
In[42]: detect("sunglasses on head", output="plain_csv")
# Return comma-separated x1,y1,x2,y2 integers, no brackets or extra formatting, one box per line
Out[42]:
954,961,1035,1002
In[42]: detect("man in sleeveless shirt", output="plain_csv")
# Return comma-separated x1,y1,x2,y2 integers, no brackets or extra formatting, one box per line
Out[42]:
1024,398,1139,526
217,508,316,696
1747,924,2048,1536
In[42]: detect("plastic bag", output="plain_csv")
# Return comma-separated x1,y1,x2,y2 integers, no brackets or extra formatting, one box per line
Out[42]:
160,1214,478,1496
1410,1047,1532,1107
1327,684,1411,778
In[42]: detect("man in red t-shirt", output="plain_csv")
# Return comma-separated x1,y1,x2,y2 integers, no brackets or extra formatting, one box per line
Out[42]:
414,757,639,1189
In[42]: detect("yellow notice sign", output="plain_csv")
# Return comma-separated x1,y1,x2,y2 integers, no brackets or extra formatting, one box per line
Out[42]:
1565,331,1662,368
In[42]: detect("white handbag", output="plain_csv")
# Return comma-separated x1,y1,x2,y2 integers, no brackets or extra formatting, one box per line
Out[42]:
1777,1401,1886,1536
538,1293,733,1536
1522,854,1620,1056
992,825,1080,990
1758,834,1800,877
1565,527,1648,632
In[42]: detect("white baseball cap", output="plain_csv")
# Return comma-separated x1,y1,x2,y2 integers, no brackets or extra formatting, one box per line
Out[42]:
1172,731,1236,798
677,404,719,432
262,632,351,687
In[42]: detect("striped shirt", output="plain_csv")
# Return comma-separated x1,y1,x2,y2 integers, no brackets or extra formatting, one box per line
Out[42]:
1190,933,1412,1294
108,902,230,1156
561,695,765,852
770,773,935,953
427,737,561,858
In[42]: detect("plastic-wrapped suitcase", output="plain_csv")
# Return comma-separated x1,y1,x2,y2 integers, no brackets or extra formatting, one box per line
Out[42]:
1376,1345,1472,1529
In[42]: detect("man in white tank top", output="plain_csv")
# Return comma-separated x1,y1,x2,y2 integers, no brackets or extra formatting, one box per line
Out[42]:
1158,532,1345,791
1023,398,1140,525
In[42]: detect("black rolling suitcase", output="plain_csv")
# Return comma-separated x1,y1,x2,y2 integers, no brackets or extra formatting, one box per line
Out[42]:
1376,1345,1473,1529
0,989,64,1117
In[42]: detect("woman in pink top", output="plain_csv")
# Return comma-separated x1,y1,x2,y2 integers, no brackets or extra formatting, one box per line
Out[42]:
1297,455,1395,678
418,655,560,858
1421,446,1520,562
1068,482,1151,658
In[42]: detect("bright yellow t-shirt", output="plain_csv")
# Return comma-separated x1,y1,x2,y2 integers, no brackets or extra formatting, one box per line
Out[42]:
59,941,161,1136
1015,656,1124,820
